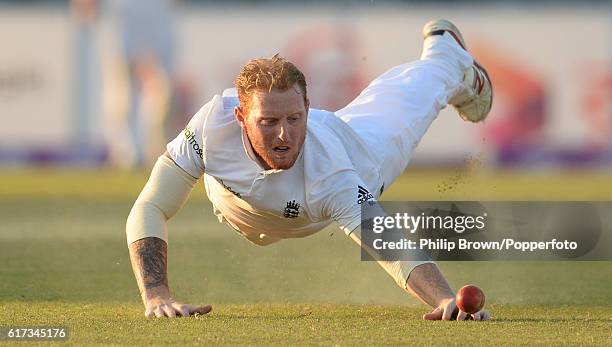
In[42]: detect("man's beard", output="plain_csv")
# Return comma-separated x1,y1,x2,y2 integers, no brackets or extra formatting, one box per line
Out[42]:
245,128,303,170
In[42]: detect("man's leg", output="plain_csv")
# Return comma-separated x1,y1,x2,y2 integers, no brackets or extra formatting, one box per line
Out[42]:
423,19,493,123
335,21,480,188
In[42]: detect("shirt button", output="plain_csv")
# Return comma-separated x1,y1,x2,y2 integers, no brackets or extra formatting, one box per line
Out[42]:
259,233,267,240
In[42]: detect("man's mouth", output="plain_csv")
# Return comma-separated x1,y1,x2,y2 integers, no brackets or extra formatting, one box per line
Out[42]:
273,146,290,153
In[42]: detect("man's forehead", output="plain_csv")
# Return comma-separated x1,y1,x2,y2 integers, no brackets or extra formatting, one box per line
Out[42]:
249,86,306,115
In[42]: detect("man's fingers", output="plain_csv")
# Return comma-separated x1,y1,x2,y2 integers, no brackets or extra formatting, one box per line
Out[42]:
143,302,213,318
422,307,443,320
422,304,491,322
442,302,457,321
171,302,190,317
153,307,165,318
189,304,213,315
161,304,176,318
145,303,212,318
456,310,468,321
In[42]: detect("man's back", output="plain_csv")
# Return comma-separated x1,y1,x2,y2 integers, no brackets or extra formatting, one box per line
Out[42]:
167,91,382,245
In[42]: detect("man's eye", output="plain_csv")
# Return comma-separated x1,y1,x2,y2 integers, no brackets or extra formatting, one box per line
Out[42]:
260,119,276,125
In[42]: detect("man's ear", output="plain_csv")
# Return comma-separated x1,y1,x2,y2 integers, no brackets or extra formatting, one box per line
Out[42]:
234,106,246,128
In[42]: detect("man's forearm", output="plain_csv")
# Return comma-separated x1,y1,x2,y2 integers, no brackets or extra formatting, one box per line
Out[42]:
128,237,170,302
125,154,198,245
406,262,455,307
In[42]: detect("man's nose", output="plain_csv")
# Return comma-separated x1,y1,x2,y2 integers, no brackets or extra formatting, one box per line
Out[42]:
278,120,291,142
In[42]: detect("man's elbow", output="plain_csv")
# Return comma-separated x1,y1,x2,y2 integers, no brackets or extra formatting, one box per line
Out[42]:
126,200,168,246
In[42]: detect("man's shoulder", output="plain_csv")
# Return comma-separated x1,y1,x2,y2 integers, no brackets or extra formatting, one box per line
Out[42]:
196,91,239,132
303,112,356,176
304,109,357,152
221,88,240,110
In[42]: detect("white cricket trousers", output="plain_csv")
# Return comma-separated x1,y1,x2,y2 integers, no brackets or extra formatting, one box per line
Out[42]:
335,33,474,189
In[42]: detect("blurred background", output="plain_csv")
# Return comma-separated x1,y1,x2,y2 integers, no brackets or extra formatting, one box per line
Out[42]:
0,0,610,169
1,0,611,308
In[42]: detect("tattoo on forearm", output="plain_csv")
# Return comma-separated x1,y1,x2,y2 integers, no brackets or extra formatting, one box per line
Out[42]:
129,237,168,292
406,263,454,307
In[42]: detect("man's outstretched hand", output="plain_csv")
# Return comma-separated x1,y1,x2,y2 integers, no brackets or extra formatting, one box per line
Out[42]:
144,296,212,318
422,298,491,321
128,237,212,318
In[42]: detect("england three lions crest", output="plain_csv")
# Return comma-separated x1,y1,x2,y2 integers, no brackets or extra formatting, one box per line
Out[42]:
284,200,300,218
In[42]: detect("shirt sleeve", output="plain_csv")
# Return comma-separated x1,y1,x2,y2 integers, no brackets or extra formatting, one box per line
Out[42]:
166,100,213,178
322,172,377,235
322,173,434,290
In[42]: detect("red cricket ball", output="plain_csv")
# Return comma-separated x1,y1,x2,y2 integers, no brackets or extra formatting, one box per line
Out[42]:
456,284,485,314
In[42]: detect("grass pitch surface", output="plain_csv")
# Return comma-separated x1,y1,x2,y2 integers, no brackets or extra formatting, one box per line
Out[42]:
1,168,611,345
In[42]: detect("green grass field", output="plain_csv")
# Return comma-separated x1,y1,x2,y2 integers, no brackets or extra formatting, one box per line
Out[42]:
1,168,611,345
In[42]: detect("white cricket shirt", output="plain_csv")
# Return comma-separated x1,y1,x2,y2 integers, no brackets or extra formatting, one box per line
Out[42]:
167,90,383,245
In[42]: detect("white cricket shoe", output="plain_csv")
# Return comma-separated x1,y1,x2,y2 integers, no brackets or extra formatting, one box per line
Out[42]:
423,19,493,123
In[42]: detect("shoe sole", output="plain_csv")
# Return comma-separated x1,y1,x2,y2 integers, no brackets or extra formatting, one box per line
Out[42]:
474,61,493,120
